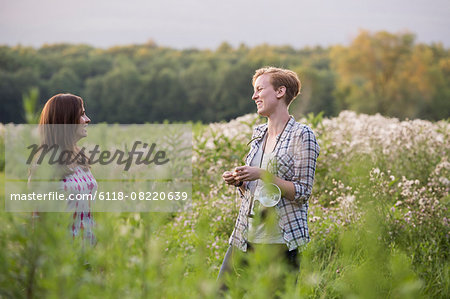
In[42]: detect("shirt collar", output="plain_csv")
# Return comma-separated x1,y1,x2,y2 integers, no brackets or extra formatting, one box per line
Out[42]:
247,115,295,146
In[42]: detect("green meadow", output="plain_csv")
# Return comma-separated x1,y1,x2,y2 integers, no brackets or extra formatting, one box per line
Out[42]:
0,111,448,298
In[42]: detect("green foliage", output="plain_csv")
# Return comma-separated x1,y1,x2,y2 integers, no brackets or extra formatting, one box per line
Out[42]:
305,111,324,130
0,112,448,298
2,31,447,124
22,87,40,124
330,30,450,120
0,129,4,172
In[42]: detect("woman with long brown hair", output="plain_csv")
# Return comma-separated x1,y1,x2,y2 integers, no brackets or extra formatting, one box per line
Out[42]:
32,93,97,246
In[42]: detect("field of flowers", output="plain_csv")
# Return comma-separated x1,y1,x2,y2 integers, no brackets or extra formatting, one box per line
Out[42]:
0,111,448,298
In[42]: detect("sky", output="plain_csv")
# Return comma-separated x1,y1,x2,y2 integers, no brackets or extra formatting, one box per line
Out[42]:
1,0,449,49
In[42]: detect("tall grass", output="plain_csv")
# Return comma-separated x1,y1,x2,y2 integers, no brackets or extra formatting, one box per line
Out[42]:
0,111,448,298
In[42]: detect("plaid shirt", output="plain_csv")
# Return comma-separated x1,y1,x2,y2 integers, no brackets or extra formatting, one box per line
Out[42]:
229,116,320,251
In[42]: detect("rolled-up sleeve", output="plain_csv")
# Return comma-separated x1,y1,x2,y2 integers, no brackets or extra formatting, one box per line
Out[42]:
291,126,320,205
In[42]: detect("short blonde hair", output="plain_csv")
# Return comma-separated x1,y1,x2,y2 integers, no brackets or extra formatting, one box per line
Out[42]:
252,67,301,106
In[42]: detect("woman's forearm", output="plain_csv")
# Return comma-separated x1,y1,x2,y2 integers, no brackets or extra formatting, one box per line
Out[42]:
261,170,296,201
273,176,296,201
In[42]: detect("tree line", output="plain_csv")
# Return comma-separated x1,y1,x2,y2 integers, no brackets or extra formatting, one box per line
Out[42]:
1,30,448,124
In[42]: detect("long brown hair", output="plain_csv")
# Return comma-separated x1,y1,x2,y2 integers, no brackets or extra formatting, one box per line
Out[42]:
38,93,90,175
39,93,84,125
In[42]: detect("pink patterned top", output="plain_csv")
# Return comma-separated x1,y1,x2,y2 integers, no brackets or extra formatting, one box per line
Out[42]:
62,166,97,246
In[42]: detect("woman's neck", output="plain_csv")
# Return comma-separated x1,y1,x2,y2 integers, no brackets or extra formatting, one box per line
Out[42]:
267,110,290,137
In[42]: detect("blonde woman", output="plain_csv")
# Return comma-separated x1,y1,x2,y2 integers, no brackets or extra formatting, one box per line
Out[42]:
219,67,320,286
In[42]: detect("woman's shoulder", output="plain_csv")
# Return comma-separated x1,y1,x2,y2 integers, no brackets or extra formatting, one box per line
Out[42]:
291,121,316,136
71,165,94,177
62,165,97,189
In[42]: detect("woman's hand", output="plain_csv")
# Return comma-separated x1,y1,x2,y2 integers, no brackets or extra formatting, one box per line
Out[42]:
233,166,263,182
222,171,240,186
